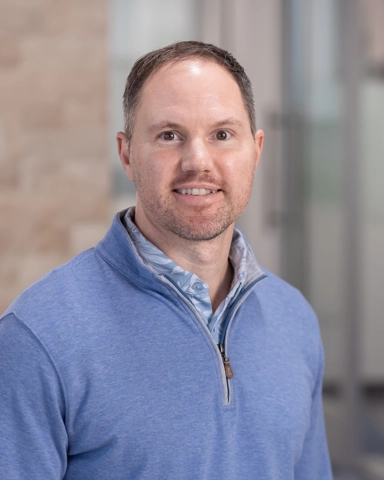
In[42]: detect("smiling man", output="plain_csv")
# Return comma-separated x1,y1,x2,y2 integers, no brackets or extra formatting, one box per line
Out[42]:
0,42,332,479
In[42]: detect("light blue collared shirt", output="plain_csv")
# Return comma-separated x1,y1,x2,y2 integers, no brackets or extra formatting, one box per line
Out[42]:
123,207,252,343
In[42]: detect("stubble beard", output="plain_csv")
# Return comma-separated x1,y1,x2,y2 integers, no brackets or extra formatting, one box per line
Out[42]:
131,166,254,242
147,198,237,242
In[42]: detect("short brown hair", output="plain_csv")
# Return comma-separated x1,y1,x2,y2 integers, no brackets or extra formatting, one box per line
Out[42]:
122,41,256,143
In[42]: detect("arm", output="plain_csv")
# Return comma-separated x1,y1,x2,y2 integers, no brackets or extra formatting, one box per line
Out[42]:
294,344,333,479
0,314,68,479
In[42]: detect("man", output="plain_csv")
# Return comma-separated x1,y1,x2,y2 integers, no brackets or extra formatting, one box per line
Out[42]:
0,41,332,479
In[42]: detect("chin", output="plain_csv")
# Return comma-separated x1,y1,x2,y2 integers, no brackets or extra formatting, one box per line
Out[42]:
167,218,234,242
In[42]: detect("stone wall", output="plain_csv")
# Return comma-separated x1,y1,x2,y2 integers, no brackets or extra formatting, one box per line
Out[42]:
0,0,110,312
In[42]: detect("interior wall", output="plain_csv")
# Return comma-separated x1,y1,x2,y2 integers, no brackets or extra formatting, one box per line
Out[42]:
0,0,110,313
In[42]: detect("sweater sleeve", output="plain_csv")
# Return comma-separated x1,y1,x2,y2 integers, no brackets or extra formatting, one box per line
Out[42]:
0,314,68,480
294,343,333,479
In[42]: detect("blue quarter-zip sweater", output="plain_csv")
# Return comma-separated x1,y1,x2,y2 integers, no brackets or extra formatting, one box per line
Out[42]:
0,211,332,479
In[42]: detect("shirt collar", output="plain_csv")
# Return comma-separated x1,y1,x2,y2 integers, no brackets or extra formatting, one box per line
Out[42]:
122,206,263,293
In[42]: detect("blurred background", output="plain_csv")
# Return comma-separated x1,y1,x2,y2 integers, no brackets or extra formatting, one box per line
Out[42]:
0,0,383,478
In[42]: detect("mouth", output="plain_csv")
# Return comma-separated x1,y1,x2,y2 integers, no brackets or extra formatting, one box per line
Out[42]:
174,188,220,196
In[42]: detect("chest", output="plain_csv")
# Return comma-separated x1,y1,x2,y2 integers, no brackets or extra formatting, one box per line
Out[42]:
62,300,314,472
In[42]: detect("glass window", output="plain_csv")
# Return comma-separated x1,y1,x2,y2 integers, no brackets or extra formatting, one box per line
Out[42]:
109,0,202,210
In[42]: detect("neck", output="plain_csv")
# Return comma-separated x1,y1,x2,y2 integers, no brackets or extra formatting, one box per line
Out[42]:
134,208,234,312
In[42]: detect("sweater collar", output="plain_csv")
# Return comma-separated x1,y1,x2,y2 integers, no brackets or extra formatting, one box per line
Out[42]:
122,206,264,290
95,209,266,289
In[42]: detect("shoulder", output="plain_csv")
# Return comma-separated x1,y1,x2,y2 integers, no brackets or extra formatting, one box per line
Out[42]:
0,244,143,366
2,247,104,330
271,268,319,328
256,268,317,319
248,268,322,361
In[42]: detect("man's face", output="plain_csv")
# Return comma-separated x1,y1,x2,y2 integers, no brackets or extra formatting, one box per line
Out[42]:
118,59,263,242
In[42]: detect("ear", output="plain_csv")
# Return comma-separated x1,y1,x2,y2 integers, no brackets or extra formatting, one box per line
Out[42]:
116,132,134,182
254,129,264,169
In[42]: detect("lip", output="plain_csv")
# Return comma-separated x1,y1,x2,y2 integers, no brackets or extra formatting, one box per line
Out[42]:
172,185,222,191
172,190,222,204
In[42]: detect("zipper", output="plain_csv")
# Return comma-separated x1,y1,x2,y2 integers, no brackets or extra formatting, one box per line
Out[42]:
218,275,267,403
218,343,234,379
160,275,230,400
161,274,267,405
222,275,266,353
217,343,233,404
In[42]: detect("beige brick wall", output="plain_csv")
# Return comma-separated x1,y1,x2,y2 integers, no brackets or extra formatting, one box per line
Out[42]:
0,0,111,312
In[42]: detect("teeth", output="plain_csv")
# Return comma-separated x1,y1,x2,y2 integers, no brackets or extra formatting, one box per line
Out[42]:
177,188,218,195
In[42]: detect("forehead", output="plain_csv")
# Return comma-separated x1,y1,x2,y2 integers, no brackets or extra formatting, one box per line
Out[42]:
135,59,247,125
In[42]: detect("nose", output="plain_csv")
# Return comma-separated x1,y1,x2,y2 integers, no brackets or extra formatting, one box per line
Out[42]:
180,137,214,173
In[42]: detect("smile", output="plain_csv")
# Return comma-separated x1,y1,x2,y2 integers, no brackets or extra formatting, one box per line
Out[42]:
175,188,219,196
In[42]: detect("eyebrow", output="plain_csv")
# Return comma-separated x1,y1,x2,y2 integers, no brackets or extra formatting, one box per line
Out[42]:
147,121,183,134
210,118,245,129
147,117,245,134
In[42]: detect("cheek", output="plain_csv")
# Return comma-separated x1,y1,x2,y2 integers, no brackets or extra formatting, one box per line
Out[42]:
222,150,256,183
147,149,179,178
133,156,173,191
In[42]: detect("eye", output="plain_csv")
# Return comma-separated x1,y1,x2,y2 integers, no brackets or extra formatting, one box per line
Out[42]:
160,131,178,141
216,130,231,140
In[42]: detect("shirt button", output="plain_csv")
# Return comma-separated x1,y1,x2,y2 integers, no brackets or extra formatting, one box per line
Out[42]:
194,282,203,291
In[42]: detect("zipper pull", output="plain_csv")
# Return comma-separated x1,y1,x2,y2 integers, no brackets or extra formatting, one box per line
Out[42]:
218,344,234,379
